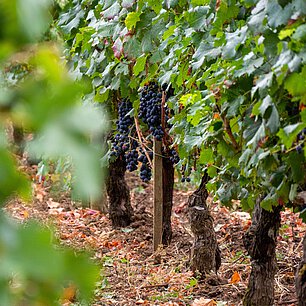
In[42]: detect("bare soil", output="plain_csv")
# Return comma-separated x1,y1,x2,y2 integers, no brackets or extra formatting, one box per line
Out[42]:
5,165,306,306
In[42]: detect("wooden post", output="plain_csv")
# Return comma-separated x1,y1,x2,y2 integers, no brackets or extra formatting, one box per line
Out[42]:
153,139,163,251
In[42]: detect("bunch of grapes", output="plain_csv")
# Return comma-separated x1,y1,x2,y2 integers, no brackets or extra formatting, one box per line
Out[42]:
169,148,180,164
181,177,191,183
138,150,153,182
110,83,180,183
296,128,306,154
110,99,153,182
139,83,164,141
110,100,134,158
117,100,133,133
126,140,139,172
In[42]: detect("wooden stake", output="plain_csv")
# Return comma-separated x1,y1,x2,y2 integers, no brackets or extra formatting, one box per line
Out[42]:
153,139,163,251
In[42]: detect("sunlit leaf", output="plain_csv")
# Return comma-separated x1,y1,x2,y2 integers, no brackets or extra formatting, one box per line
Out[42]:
230,271,241,284
133,54,147,76
125,11,142,30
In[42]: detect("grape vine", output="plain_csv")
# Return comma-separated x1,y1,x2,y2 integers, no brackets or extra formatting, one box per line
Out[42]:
58,0,306,212
56,1,306,303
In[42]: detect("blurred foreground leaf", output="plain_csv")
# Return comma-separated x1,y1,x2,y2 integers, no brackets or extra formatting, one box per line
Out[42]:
0,0,52,61
0,215,99,304
0,0,105,304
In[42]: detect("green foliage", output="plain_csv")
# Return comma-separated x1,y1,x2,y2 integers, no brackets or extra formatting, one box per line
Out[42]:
0,0,52,59
0,215,99,304
0,145,30,203
58,0,306,218
0,0,103,303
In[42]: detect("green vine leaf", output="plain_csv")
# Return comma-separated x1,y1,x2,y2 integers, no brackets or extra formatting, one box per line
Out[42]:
125,11,142,30
133,54,148,76
266,0,293,28
277,123,303,149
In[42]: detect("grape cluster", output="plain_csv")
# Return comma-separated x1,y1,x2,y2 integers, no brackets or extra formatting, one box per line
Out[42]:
126,140,139,172
110,100,134,158
138,150,153,182
180,164,191,183
110,83,180,183
117,100,133,133
110,99,153,182
296,128,306,154
110,134,128,157
139,83,164,141
181,177,191,183
169,149,180,164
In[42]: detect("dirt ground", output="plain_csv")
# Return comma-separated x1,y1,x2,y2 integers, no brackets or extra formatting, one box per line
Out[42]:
5,165,306,306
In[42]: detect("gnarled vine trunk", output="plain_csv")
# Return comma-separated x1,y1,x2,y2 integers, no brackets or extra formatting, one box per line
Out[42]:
243,199,281,306
296,234,306,306
162,155,174,246
188,173,221,275
106,157,133,228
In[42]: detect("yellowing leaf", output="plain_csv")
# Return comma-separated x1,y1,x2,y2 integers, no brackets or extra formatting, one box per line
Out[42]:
125,11,141,30
230,271,241,284
279,28,295,40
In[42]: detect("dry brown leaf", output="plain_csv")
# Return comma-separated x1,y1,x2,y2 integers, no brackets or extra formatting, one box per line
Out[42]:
192,298,216,306
47,198,61,209
48,207,64,215
135,299,150,304
230,271,241,284
34,185,46,202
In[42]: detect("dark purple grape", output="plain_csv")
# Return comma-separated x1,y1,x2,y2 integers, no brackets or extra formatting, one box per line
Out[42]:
296,145,303,154
110,99,135,164
139,83,164,141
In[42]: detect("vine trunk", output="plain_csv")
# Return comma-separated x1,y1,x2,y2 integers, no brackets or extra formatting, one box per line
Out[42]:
106,157,133,228
243,199,281,306
188,173,221,275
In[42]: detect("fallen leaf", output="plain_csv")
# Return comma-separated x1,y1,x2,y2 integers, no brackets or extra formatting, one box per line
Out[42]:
47,198,61,209
135,299,149,304
22,210,29,219
83,209,100,217
61,284,76,303
48,207,64,215
34,184,47,202
230,271,241,284
192,298,216,306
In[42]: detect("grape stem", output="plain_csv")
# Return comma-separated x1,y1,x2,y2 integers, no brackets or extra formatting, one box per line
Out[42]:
223,115,239,150
216,105,239,150
134,116,153,168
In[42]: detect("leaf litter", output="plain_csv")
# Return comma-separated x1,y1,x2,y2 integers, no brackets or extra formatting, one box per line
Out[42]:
4,165,306,306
